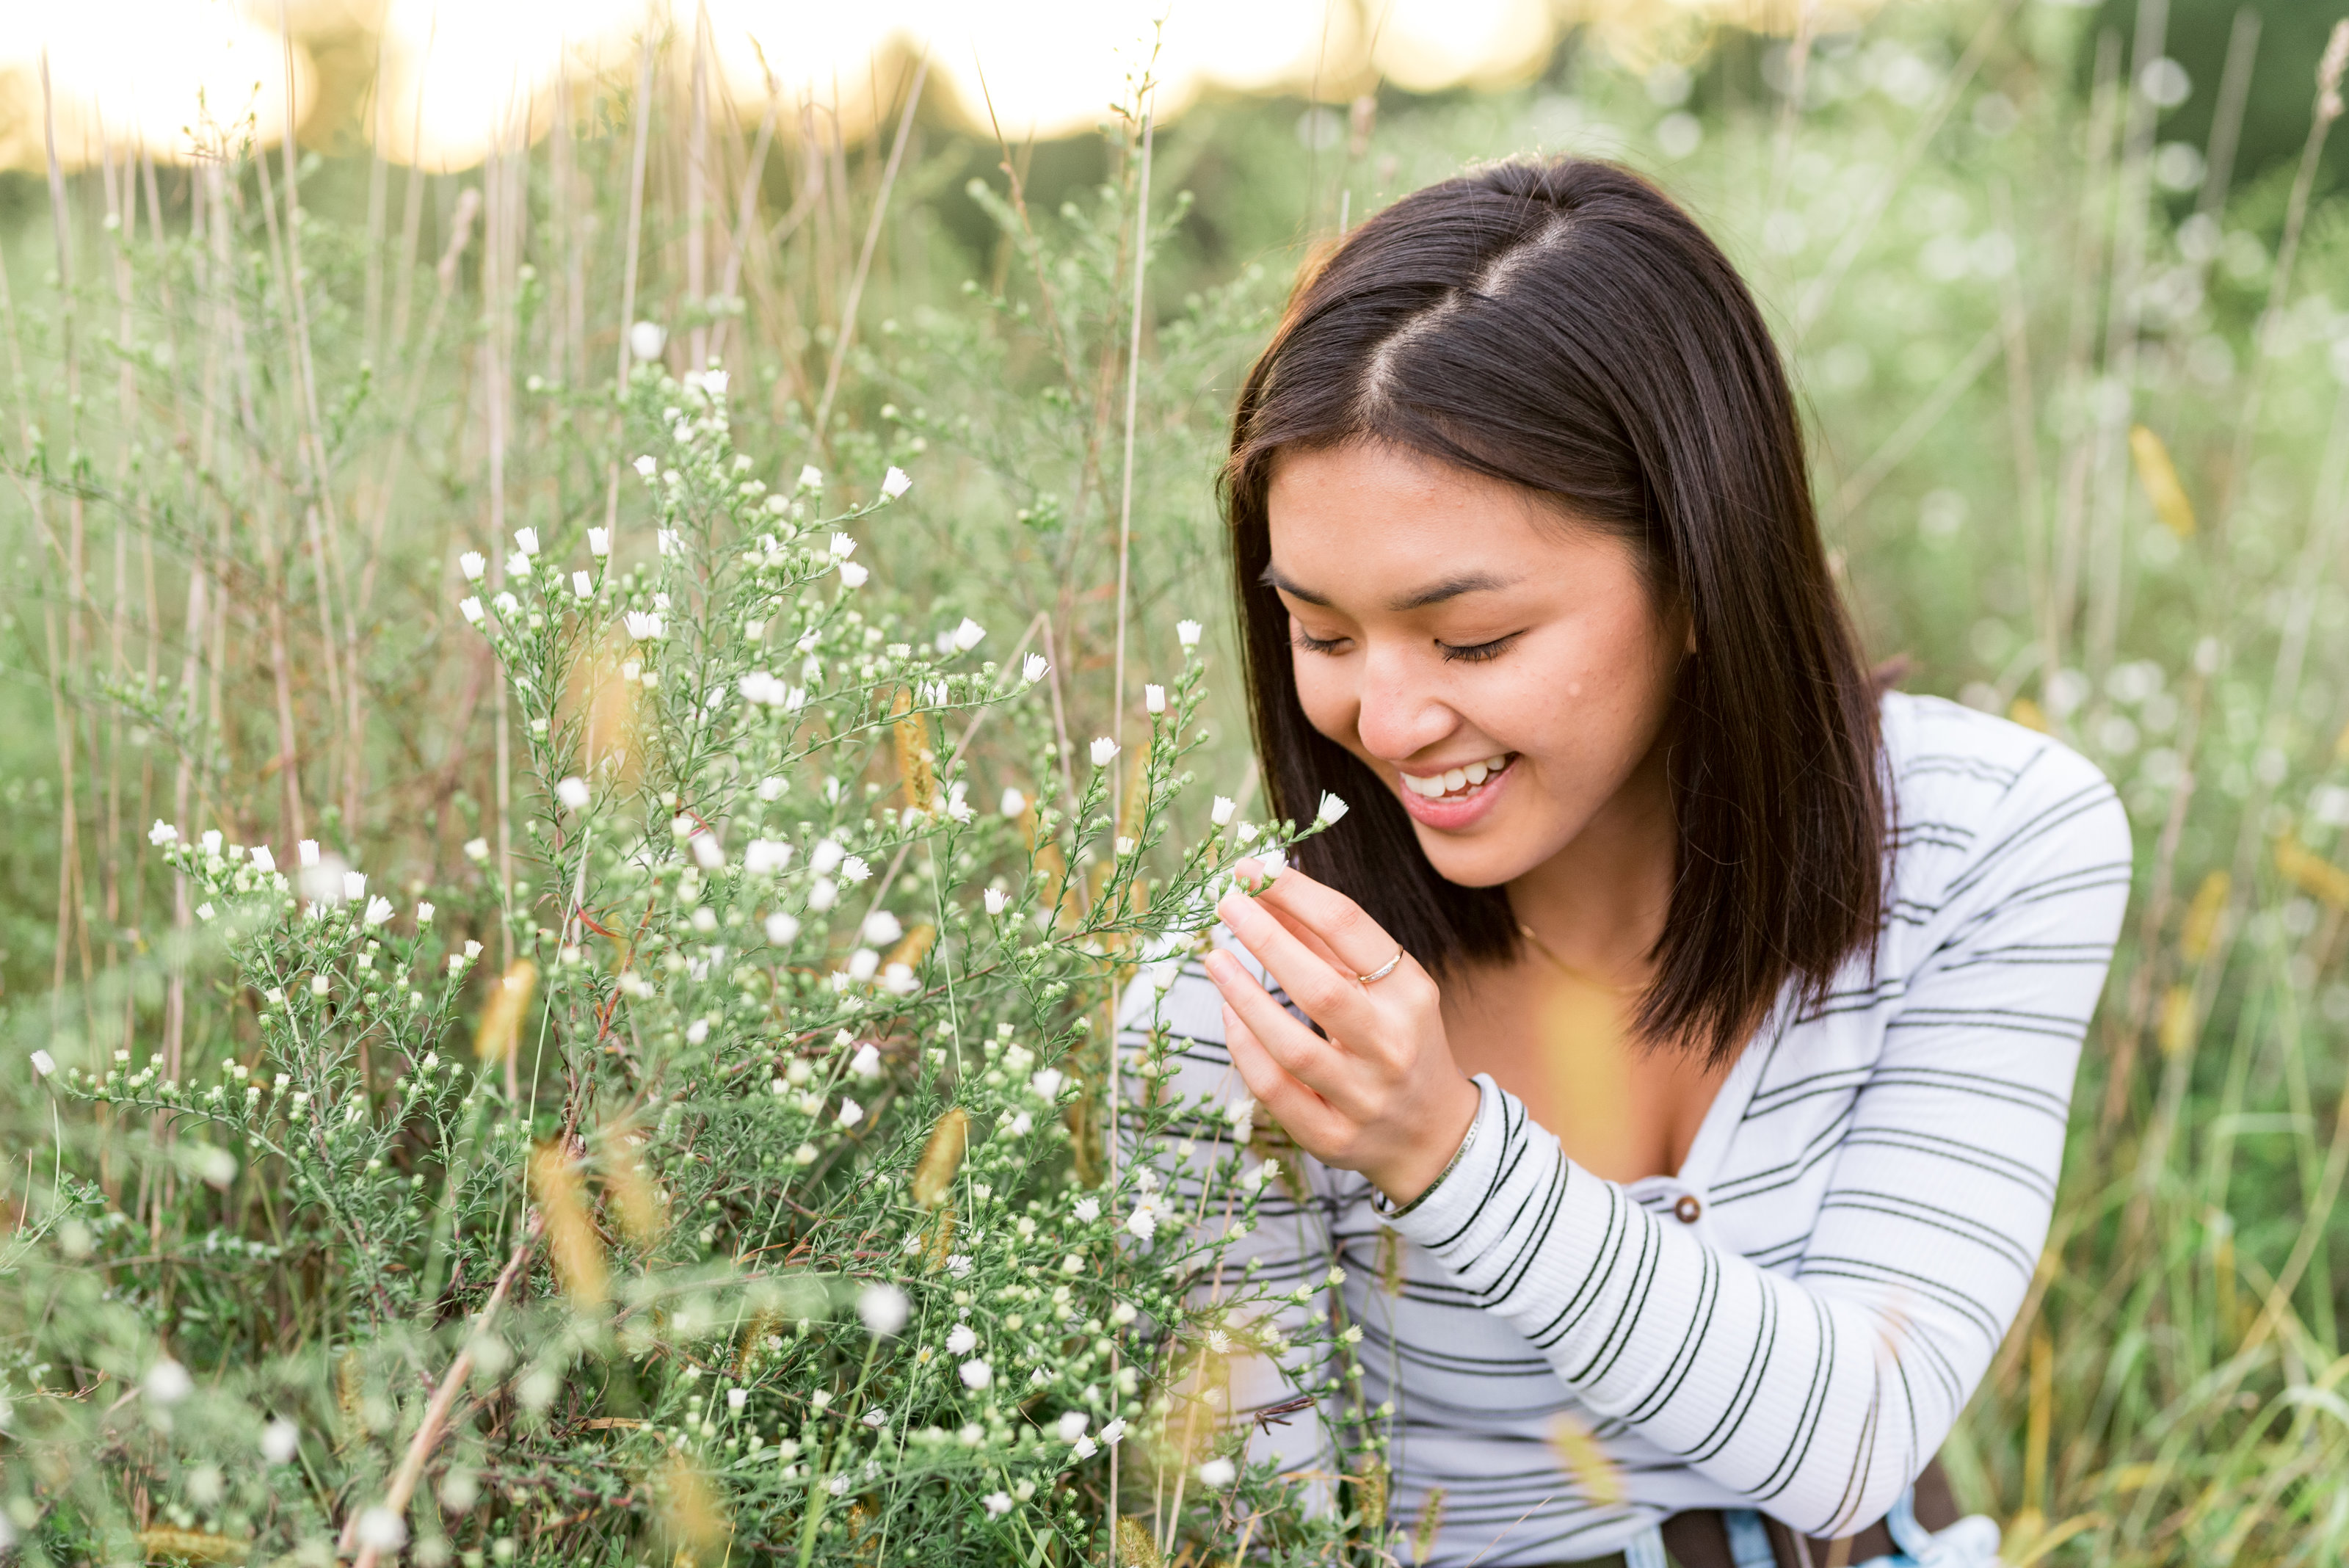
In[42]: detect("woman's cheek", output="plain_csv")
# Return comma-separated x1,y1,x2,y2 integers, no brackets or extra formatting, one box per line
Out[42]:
1290,658,1357,749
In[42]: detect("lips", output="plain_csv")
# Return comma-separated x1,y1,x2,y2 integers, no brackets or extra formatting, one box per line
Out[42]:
1398,753,1513,800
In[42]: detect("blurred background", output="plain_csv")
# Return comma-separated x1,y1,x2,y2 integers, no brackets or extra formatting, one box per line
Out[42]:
4,0,2349,1560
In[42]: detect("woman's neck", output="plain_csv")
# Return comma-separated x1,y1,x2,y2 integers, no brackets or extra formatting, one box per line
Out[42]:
1506,733,1677,990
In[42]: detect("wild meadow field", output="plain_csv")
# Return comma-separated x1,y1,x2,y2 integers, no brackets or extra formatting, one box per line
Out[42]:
1,1,2348,1563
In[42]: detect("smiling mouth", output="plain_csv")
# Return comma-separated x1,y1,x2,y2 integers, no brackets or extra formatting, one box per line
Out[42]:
1398,753,1515,800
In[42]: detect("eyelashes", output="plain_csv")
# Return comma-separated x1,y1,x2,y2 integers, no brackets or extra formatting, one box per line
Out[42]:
1288,628,1525,664
1437,634,1522,664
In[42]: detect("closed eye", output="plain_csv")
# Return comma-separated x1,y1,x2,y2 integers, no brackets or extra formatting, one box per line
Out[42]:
1437,632,1522,664
1292,627,1351,656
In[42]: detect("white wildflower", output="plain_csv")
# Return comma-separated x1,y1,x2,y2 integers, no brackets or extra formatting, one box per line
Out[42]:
459,596,485,625
628,321,667,360
261,1418,299,1463
1144,683,1166,714
462,838,490,863
882,465,912,499
835,1097,864,1129
625,611,664,641
1071,1435,1097,1459
1198,1458,1237,1488
808,877,838,912
851,1043,883,1080
355,1509,407,1551
556,776,590,810
572,570,592,600
1000,788,1027,817
30,1050,56,1078
343,871,367,901
144,1359,194,1404
692,834,725,870
415,901,435,924
1031,1068,1065,1100
250,846,276,874
744,839,791,874
702,369,730,396
951,617,987,652
946,1253,974,1279
633,454,656,479
798,464,824,490
505,551,531,579
1125,1202,1159,1241
1057,1411,1090,1442
1089,737,1119,768
459,550,485,581
847,948,879,982
492,591,519,617
1072,1197,1100,1224
149,820,179,846
765,911,801,944
1316,791,1349,826
1212,796,1237,827
841,855,871,883
587,526,610,556
981,1492,1012,1517
863,910,904,946
859,1283,910,1336
1176,619,1203,647
946,1324,978,1356
1022,653,1048,684
984,888,1009,915
959,1359,993,1391
363,896,393,927
838,561,869,588
513,527,540,557
1100,1418,1128,1445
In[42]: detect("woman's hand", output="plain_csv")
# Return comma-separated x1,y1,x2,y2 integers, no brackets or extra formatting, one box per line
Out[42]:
1203,859,1481,1208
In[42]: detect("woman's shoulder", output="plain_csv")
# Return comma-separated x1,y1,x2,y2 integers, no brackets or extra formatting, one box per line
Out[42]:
1877,689,2133,904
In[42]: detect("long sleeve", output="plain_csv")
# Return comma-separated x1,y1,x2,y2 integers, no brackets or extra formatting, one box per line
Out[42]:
1119,951,1342,1480
1379,742,2132,1536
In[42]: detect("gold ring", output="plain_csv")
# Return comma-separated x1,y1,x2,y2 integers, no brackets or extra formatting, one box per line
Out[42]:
1357,950,1404,985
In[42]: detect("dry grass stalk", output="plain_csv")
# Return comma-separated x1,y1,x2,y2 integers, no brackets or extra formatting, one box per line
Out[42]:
911,1106,970,1208
529,1139,611,1309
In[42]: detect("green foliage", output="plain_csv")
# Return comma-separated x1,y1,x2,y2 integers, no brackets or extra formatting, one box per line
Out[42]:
4,4,2349,1563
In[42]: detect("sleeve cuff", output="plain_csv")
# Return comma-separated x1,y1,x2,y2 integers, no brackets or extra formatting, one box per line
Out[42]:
1371,1072,1510,1241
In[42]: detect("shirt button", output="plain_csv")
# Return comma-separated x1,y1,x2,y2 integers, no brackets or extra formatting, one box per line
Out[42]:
1673,1194,1703,1224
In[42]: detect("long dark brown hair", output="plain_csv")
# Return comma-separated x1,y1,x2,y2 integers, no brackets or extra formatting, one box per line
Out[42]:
1223,157,1887,1065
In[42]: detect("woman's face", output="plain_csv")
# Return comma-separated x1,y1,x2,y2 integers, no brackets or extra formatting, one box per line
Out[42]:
1265,440,1688,890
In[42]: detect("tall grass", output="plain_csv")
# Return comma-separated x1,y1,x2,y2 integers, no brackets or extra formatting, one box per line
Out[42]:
3,1,2349,1562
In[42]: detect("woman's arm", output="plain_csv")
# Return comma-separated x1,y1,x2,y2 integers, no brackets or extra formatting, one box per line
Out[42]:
1205,747,2131,1534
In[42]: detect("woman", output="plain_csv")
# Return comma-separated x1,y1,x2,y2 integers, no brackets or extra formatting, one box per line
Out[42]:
1124,159,2133,1567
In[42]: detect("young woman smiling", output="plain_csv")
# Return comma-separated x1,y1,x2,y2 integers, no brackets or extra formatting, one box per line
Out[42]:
1122,160,2134,1567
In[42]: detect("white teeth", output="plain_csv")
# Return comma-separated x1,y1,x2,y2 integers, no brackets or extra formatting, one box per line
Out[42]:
1401,754,1512,799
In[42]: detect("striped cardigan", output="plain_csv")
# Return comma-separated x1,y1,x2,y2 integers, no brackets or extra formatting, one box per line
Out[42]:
1122,692,2132,1564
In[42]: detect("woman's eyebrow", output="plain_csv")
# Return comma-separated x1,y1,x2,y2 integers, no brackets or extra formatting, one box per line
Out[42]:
1260,563,1519,612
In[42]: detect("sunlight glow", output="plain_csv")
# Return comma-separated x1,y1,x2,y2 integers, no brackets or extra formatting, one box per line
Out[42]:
6,0,1852,173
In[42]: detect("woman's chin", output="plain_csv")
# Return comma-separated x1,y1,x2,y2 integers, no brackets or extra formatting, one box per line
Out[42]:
1406,820,1540,890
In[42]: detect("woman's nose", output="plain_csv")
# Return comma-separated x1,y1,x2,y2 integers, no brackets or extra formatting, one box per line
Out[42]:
1352,653,1456,763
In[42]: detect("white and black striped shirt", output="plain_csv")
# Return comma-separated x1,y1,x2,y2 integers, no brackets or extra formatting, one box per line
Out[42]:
1122,693,2131,1564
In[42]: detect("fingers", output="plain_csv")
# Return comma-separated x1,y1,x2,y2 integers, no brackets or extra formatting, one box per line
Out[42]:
1241,860,1406,979
1214,887,1374,1038
1204,948,1362,1114
1219,1003,1346,1153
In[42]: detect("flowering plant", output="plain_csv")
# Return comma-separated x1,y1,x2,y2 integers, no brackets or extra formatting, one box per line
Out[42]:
0,360,1380,1568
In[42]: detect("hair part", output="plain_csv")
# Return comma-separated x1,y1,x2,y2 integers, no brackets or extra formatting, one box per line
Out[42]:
1222,157,1889,1067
